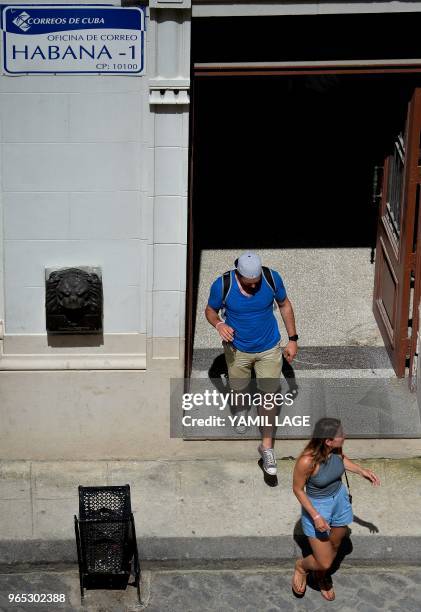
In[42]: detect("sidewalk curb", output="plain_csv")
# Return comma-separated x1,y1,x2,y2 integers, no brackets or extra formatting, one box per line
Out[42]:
1,536,420,566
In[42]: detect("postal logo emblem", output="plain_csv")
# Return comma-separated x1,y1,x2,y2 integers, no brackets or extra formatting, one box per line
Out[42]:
13,11,31,32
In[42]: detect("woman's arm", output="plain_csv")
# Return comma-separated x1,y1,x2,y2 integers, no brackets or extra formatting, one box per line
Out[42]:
293,455,330,532
342,454,363,475
343,454,381,485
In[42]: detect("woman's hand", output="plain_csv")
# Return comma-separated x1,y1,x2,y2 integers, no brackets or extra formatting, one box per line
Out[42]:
314,514,330,532
217,322,234,342
360,468,381,486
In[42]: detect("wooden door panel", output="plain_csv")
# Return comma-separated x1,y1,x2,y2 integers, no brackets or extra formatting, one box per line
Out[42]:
373,88,421,378
378,239,398,333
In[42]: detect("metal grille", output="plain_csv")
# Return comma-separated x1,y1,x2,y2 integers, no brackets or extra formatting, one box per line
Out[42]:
79,486,131,521
385,132,405,241
81,521,131,574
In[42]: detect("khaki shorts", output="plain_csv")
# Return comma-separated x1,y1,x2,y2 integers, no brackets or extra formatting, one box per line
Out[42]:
223,341,282,393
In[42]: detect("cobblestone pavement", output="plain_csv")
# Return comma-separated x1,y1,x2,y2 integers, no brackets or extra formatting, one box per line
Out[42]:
0,565,420,612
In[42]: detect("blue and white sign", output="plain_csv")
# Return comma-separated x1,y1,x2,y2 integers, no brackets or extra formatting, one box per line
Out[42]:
2,5,146,74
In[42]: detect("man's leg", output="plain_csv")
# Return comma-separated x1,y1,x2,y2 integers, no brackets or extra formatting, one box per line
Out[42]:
253,343,282,475
223,343,253,428
254,342,282,448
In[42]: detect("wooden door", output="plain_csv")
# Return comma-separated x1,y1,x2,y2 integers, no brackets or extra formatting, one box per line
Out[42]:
373,88,421,378
184,77,196,380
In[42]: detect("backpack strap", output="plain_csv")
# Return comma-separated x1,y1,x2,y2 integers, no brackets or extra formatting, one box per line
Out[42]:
221,270,233,305
221,266,276,308
262,266,276,293
222,267,275,306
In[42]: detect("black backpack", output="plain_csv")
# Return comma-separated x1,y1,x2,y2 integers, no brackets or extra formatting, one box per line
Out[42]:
221,266,276,307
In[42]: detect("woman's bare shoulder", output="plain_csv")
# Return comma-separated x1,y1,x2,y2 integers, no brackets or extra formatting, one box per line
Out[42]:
295,452,314,472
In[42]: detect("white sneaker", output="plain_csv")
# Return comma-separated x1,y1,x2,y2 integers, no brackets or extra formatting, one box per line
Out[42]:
258,444,277,475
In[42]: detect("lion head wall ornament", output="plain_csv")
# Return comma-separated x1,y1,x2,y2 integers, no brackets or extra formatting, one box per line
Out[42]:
45,267,103,334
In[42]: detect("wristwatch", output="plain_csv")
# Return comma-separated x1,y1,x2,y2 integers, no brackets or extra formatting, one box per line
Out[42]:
288,334,299,342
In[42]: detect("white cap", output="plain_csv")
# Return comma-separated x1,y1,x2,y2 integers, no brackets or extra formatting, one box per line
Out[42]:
236,252,262,279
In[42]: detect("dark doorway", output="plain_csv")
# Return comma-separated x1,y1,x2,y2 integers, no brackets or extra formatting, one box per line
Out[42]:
193,74,417,250
187,73,421,380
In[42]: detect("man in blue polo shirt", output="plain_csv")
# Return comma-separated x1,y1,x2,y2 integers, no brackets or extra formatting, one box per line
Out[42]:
205,252,298,476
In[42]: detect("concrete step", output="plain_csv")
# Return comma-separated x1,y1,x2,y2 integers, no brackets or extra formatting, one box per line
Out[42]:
188,346,421,440
192,346,394,373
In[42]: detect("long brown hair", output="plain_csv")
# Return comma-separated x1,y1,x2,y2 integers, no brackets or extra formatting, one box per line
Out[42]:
300,417,343,472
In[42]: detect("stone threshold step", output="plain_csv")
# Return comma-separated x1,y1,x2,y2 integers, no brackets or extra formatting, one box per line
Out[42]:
192,346,393,372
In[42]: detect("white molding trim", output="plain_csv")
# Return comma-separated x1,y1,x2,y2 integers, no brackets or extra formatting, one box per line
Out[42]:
0,116,4,337
195,58,421,68
150,87,190,105
0,333,147,370
151,0,191,7
149,7,191,105
192,2,421,17
0,353,146,370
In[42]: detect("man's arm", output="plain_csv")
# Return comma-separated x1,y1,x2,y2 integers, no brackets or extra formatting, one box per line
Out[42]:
276,297,298,363
205,305,234,342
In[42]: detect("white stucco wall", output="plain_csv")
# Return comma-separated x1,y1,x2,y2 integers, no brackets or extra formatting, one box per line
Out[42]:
1,76,148,335
0,2,193,458
0,1,152,370
0,2,190,371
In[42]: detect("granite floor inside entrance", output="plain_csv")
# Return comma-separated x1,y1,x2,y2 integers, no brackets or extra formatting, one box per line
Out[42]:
189,249,421,439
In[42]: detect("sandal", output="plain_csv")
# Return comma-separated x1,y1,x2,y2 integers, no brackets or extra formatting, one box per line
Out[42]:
291,559,308,598
316,572,335,601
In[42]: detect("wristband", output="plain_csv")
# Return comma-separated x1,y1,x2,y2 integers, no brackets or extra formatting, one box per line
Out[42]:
215,321,224,329
313,513,321,520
